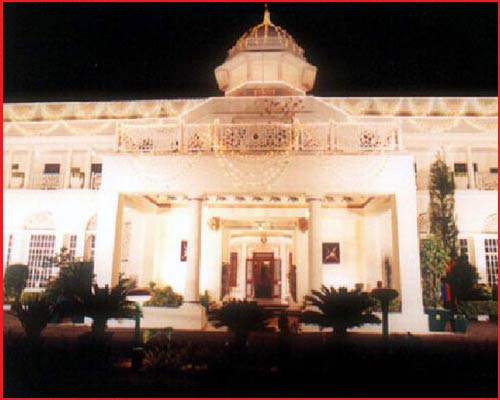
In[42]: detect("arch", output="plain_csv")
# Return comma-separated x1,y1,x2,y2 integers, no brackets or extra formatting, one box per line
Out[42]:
86,214,97,231
417,212,430,234
483,213,498,233
24,211,55,230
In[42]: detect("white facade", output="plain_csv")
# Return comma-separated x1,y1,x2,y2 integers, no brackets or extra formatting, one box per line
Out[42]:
3,10,498,332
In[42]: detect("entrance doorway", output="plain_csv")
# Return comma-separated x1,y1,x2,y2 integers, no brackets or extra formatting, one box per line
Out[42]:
246,252,281,299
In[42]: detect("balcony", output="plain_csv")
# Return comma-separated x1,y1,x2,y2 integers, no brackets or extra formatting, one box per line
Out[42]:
90,173,102,190
117,122,401,154
477,173,498,190
416,171,498,191
31,173,63,190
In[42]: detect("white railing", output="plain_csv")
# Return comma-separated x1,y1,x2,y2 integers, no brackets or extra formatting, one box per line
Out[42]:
117,122,401,154
477,173,498,190
31,173,63,189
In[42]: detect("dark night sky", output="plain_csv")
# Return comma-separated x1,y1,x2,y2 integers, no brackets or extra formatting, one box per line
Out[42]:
3,2,498,102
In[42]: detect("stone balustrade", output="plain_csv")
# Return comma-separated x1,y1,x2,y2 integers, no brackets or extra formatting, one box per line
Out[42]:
117,122,401,154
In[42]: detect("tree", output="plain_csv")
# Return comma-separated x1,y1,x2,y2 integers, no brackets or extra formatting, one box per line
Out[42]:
420,237,448,308
3,264,29,302
428,156,459,259
445,255,480,304
300,286,380,337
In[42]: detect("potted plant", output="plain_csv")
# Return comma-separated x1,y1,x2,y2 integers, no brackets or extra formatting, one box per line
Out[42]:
70,168,84,189
10,171,25,188
420,236,450,331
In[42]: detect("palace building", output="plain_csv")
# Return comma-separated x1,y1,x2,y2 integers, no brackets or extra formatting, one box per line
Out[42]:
3,8,498,331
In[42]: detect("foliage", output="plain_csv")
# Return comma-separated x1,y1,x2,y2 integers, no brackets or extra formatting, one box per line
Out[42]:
420,236,448,308
143,281,183,307
83,275,136,336
428,156,459,259
3,264,29,303
457,300,498,319
143,328,185,372
208,300,272,347
301,286,380,336
199,290,212,312
445,255,480,304
369,298,402,313
11,292,53,339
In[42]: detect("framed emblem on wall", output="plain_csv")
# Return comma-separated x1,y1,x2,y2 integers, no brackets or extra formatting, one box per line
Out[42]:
322,242,340,264
180,240,187,261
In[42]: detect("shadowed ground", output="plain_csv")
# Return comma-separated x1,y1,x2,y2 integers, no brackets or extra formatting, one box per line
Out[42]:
3,311,497,397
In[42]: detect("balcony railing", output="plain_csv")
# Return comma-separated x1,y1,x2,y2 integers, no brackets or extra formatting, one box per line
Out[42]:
31,173,63,189
118,122,401,154
90,173,102,190
477,173,498,190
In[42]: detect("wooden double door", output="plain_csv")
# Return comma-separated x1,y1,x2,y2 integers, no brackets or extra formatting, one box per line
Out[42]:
245,252,281,299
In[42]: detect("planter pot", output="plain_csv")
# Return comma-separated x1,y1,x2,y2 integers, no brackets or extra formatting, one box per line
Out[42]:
451,315,468,333
427,309,450,332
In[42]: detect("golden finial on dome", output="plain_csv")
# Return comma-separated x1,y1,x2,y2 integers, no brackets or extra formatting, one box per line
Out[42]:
263,3,272,25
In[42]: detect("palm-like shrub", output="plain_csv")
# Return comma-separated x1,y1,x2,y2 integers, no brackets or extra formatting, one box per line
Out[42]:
45,261,94,318
209,300,272,348
11,292,53,340
83,276,136,337
301,286,380,336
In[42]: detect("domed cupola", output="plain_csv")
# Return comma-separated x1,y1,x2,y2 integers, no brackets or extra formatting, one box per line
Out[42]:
215,5,317,96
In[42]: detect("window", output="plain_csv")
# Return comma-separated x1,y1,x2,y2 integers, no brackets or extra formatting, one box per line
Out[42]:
65,234,77,260
44,164,60,174
459,238,469,260
453,163,467,176
5,234,13,267
484,238,498,286
230,252,238,286
27,234,56,288
91,163,102,173
11,164,19,171
490,167,498,174
85,234,96,262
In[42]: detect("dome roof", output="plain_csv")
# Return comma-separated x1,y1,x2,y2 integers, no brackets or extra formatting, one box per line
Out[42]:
227,5,305,60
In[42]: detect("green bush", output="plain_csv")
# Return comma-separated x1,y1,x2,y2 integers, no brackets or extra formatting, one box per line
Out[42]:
209,300,272,349
301,286,381,336
3,264,29,303
445,255,480,302
143,282,183,307
457,301,498,319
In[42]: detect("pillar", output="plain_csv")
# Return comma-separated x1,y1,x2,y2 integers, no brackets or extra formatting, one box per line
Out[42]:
25,149,33,189
5,150,13,188
466,146,476,189
307,197,322,292
63,149,73,189
184,197,202,302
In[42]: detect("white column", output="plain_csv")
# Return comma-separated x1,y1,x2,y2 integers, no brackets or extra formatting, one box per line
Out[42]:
307,197,323,292
466,146,476,189
63,150,73,189
25,149,34,189
84,149,92,189
5,150,13,188
94,190,122,286
184,197,202,302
